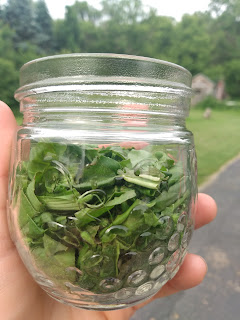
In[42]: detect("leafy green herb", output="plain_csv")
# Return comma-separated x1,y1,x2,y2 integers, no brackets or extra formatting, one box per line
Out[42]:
16,142,191,293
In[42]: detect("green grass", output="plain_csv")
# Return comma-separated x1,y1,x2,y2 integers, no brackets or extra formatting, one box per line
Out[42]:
12,108,240,186
187,109,240,185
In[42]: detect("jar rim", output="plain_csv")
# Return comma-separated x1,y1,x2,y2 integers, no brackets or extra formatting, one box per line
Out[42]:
20,53,191,76
15,53,192,101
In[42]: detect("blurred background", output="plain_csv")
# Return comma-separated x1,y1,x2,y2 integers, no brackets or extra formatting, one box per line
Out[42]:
0,1,239,319
0,0,240,185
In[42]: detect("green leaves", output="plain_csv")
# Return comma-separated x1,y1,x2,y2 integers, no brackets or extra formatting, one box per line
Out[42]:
32,247,76,284
152,177,186,211
127,149,153,167
106,189,136,207
38,190,80,211
122,170,160,189
43,234,68,256
17,141,190,293
112,199,140,226
167,161,184,187
19,191,39,228
27,142,67,179
77,156,120,190
26,180,44,212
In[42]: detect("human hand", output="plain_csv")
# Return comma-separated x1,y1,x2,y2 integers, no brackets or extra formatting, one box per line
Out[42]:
0,101,217,320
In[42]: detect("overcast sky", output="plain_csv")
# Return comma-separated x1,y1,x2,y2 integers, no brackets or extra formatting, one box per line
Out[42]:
0,0,211,21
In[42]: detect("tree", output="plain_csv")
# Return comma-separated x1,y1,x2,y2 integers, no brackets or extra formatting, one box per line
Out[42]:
1,0,240,104
3,0,36,48
72,1,101,23
224,59,240,97
138,13,176,61
172,13,214,75
209,0,240,18
54,1,101,53
0,4,4,20
0,21,16,61
98,0,154,55
34,0,53,52
101,0,146,24
61,4,81,52
208,0,240,65
0,58,18,108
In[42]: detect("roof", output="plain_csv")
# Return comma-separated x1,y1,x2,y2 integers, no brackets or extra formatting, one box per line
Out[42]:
192,73,215,85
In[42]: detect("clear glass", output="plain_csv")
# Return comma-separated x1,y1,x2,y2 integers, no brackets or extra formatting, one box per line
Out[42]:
8,54,197,310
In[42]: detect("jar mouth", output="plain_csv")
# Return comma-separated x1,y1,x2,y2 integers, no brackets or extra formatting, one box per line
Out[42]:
15,53,192,101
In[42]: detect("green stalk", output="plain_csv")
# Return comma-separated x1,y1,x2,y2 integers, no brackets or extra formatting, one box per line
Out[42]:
122,174,159,189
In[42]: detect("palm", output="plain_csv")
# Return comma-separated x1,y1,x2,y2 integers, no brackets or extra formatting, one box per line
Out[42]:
0,102,217,320
1,245,134,319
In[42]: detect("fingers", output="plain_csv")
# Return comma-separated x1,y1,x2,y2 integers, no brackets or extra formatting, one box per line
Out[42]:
194,193,217,229
159,254,207,296
133,194,217,311
134,253,208,312
0,101,17,179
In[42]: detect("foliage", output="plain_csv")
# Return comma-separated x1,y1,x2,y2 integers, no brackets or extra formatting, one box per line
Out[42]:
54,1,101,52
0,21,16,60
172,13,214,75
203,64,225,82
16,141,190,291
33,0,53,52
194,96,229,110
224,59,240,98
1,0,240,109
209,0,240,18
0,57,18,107
2,0,36,47
101,0,147,24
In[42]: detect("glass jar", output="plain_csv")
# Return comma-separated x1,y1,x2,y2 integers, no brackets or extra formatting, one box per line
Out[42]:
8,54,197,310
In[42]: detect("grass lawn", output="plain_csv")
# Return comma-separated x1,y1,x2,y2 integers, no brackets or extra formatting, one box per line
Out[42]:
12,108,240,186
187,109,240,185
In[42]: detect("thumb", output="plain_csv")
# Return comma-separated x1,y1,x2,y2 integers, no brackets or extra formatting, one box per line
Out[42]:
0,101,18,253
0,101,17,179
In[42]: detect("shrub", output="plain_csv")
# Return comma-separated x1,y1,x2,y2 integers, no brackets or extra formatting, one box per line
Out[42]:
0,57,18,108
225,59,240,98
194,96,239,110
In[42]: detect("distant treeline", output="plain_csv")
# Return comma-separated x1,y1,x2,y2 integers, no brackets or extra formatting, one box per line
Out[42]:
1,0,240,108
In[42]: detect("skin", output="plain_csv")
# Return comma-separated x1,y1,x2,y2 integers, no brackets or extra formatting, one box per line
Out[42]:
0,101,217,320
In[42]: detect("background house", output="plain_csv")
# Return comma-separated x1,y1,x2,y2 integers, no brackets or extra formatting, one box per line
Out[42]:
191,74,226,106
